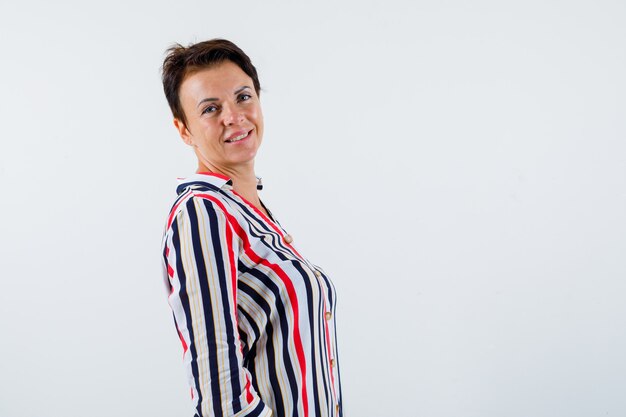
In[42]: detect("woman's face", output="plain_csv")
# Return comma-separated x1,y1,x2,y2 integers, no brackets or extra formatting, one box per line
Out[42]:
175,61,263,173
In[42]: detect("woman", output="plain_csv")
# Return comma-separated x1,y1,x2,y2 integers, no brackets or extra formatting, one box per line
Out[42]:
160,39,343,417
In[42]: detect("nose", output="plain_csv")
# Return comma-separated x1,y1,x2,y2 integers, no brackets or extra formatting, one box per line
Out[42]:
222,104,244,126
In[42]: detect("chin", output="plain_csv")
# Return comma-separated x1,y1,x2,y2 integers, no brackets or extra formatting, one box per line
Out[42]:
229,153,257,166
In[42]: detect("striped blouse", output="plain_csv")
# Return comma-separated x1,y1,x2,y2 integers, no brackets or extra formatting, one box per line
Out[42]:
161,172,343,417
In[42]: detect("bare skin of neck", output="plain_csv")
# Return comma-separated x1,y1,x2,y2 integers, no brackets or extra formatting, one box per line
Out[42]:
196,160,269,217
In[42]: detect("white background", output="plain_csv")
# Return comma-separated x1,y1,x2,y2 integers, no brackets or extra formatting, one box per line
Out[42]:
1,1,625,416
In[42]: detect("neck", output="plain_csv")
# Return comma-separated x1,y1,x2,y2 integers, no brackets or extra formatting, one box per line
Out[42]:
197,161,263,211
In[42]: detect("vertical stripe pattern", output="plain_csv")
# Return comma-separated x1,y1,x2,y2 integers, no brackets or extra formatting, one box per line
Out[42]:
162,173,343,417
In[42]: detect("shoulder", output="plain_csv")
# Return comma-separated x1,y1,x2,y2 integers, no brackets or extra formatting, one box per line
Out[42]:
165,188,245,236
164,173,247,235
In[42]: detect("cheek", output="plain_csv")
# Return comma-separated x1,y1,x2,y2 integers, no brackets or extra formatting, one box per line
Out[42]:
253,108,264,128
200,121,222,139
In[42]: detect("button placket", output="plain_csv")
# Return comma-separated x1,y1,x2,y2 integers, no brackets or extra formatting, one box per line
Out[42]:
309,264,339,412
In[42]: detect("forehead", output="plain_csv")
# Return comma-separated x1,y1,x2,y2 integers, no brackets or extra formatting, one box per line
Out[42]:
180,61,252,101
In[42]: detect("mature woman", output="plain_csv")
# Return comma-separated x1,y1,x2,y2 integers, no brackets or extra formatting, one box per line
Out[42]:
160,39,343,417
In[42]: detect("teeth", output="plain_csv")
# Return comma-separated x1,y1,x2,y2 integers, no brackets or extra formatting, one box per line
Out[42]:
227,132,248,143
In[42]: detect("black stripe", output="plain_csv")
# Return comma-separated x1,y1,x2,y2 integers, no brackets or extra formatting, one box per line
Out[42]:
238,307,259,367
239,279,285,417
239,330,249,357
315,271,333,410
221,194,297,258
331,286,343,417
203,200,243,413
187,199,224,416
288,261,322,417
245,399,269,417
239,308,260,389
171,219,204,413
319,269,334,307
176,181,222,195
313,268,332,412
167,185,343,416
237,202,322,416
169,189,191,214
244,265,302,407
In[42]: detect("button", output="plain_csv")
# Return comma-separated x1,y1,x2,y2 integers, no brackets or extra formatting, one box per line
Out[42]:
283,234,293,244
325,312,332,320
330,359,335,367
314,270,321,277
336,404,340,413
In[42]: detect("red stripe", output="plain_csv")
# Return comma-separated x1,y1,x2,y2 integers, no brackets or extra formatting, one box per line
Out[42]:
223,217,255,403
224,221,237,306
166,247,174,280
166,190,194,229
178,328,188,354
195,193,309,417
256,255,309,416
197,171,230,181
168,189,274,407
244,378,253,403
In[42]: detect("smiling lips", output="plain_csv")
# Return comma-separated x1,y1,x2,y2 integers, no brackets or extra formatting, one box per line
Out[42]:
225,130,251,143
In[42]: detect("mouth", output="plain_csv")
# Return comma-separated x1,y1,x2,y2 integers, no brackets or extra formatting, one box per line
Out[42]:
225,130,251,143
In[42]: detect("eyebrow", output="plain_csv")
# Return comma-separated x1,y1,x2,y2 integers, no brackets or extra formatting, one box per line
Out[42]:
196,85,252,108
234,85,251,95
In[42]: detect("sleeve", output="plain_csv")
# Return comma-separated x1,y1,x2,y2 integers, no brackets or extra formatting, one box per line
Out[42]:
163,196,272,417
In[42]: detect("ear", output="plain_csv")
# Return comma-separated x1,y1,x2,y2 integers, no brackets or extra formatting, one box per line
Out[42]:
173,118,194,146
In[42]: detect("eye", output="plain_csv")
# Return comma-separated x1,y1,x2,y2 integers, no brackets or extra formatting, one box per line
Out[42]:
238,93,252,102
201,104,218,115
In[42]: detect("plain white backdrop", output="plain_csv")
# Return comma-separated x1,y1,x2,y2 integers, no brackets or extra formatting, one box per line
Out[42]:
1,1,625,416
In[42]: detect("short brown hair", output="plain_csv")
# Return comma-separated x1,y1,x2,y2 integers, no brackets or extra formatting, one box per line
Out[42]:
161,39,261,127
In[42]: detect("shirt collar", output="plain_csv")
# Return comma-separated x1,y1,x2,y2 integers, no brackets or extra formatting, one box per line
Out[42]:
176,172,263,194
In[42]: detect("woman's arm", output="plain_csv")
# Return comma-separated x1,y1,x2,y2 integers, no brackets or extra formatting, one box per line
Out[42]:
163,196,272,417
